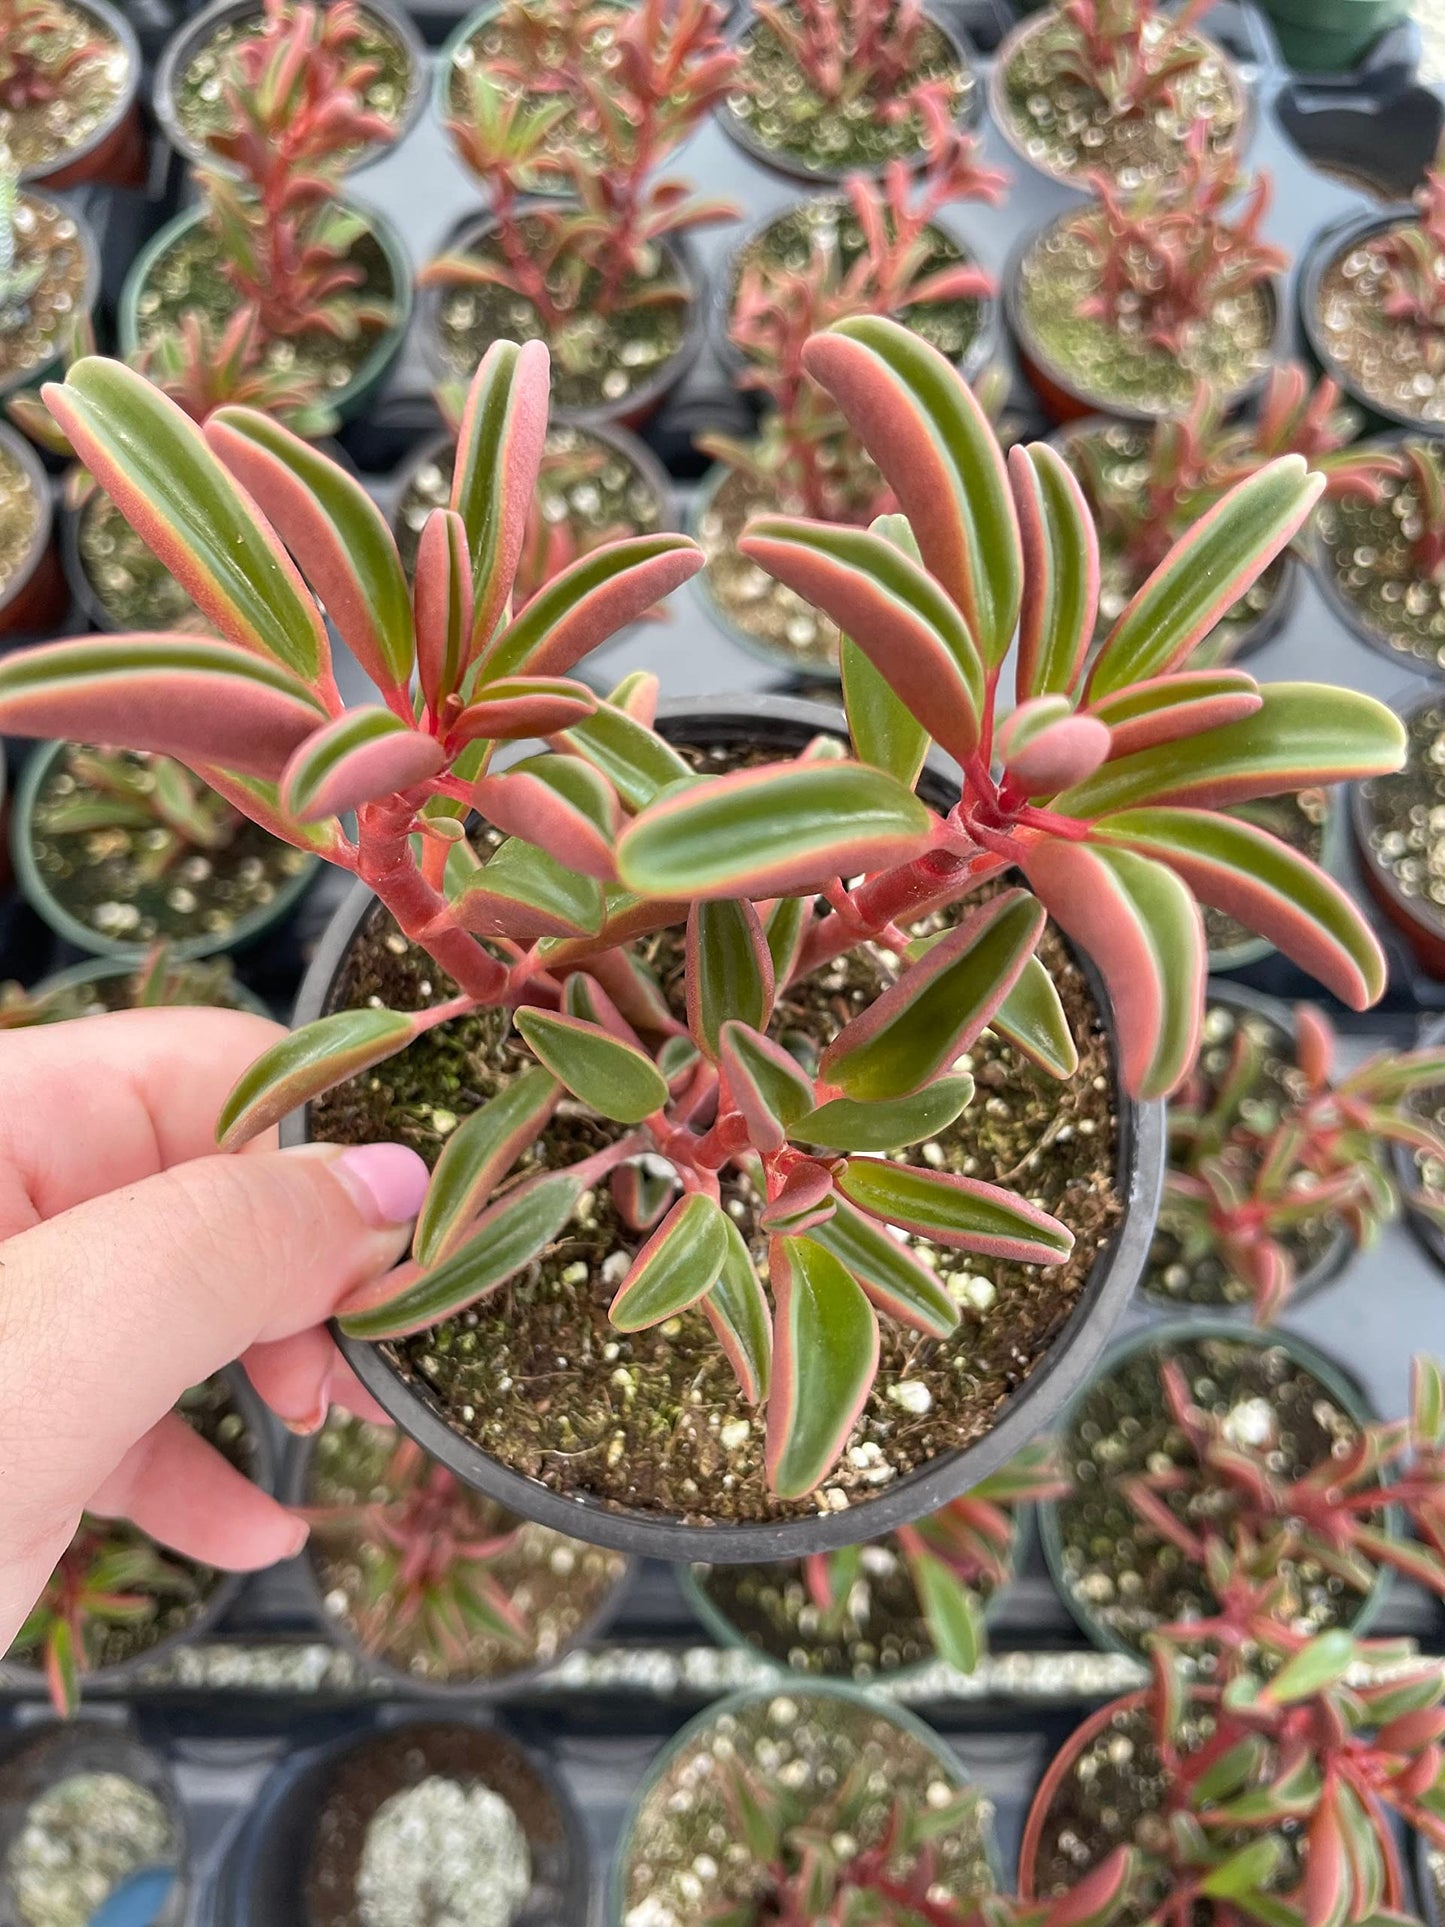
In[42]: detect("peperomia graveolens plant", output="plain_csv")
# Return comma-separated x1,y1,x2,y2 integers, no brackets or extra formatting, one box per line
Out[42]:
0,320,1404,1499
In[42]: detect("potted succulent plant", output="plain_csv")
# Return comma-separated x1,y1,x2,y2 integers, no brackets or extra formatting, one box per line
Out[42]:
216,1716,590,1927
12,742,318,963
715,0,981,185
1009,129,1287,425
1310,435,1445,674
0,322,1405,1560
289,1410,631,1695
0,941,265,1025
0,156,97,406
155,0,425,175
683,1439,1064,1681
120,0,410,427
0,410,61,635
2,1372,273,1717
0,0,142,189
1040,1322,1445,1662
420,0,736,427
1303,136,1445,437
1353,687,1445,980
697,118,1005,676
990,0,1246,192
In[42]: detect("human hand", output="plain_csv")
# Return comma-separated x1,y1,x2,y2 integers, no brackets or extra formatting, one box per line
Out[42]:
0,1006,429,1654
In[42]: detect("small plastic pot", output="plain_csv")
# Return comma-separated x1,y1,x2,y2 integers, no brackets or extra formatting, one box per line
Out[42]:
154,0,426,175
1307,431,1445,673
118,203,413,427
1302,207,1445,438
1037,1315,1394,1662
688,461,843,681
212,1714,591,1927
1350,688,1445,981
19,0,145,190
1260,0,1410,72
0,423,64,639
0,191,101,404
713,5,981,187
288,692,1165,1565
20,951,272,1018
417,209,707,433
11,739,321,965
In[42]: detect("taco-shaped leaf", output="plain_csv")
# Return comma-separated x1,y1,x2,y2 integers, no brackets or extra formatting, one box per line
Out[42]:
535,887,691,968
687,899,774,1058
207,406,413,695
911,1549,982,1673
1001,712,1111,798
840,514,930,790
413,1066,560,1266
766,1235,880,1499
0,635,325,778
1087,459,1324,700
451,676,597,745
585,946,681,1036
793,1074,974,1154
764,894,810,985
340,1170,581,1340
719,1020,815,1154
739,515,984,766
46,359,328,680
481,533,703,684
802,316,1022,665
514,1007,668,1123
216,1007,422,1148
1021,838,1205,1100
554,700,694,810
837,1158,1074,1261
1054,684,1405,820
414,508,473,717
450,338,551,656
617,760,937,901
1092,806,1387,1011
822,890,1044,1100
472,752,618,880
281,706,446,822
609,1192,730,1331
702,1214,772,1404
1049,1851,1138,1927
759,1161,837,1236
1086,669,1262,760
450,836,604,940
991,956,1079,1079
807,1197,958,1336
1010,442,1099,701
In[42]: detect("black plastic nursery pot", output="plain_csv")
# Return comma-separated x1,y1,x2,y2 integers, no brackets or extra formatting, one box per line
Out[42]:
0,1721,189,1927
712,4,982,187
15,0,145,190
1261,0,1410,71
1417,1824,1444,1927
283,693,1165,1565
1037,1316,1394,1663
153,0,426,176
10,739,321,966
1351,687,1445,982
211,1714,591,1927
1302,208,1445,439
0,423,64,642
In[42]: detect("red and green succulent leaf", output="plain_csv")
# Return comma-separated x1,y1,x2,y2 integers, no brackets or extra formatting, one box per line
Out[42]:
806,1198,959,1337
479,534,704,684
1085,669,1263,759
412,1066,561,1266
281,706,446,822
450,837,605,940
471,753,619,880
836,1158,1074,1261
910,1545,983,1673
216,1007,428,1148
990,956,1080,1080
450,337,552,656
687,899,775,1059
415,508,474,716
702,1212,773,1405
554,695,695,809
1010,441,1100,701
609,1192,731,1331
718,1021,815,1153
791,1073,975,1154
514,1008,668,1123
765,1235,880,1500
840,514,931,791
451,676,597,745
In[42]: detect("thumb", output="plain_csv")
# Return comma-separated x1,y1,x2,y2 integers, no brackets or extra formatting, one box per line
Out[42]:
0,1141,427,1644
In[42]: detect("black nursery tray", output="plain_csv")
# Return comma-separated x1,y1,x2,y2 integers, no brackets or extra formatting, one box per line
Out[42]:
4,2,1445,1921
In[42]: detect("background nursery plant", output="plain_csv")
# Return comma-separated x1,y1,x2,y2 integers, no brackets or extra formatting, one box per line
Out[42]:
0,318,1407,1535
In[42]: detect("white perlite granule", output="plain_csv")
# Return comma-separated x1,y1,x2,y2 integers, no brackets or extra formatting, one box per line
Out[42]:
8,1771,177,1927
356,1777,532,1927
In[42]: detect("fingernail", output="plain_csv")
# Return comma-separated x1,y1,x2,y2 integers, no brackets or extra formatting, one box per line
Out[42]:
282,1514,310,1557
328,1143,430,1229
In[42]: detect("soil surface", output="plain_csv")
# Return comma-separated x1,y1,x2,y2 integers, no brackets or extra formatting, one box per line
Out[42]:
1315,224,1445,429
1356,693,1445,943
0,192,89,389
4,1771,178,1927
1314,442,1445,668
0,0,130,175
76,489,199,631
0,438,41,597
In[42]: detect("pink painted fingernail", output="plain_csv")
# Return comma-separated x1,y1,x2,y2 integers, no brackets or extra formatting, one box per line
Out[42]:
329,1143,430,1228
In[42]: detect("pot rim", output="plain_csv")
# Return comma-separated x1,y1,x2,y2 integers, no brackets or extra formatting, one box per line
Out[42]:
1301,205,1445,439
987,8,1252,195
1307,429,1445,669
18,0,141,186
152,0,427,177
1349,681,1445,956
1036,1310,1395,1663
0,419,55,621
291,691,1162,1563
712,4,982,188
1017,1687,1148,1898
10,736,321,965
25,950,271,1019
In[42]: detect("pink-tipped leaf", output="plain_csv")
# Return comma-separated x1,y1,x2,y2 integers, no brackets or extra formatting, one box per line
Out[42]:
451,676,597,745
472,753,619,880
415,508,474,717
1002,711,1111,797
449,837,604,940
687,899,774,1059
840,514,930,790
719,1020,814,1154
792,1074,975,1154
479,534,703,684
555,699,694,810
702,1215,772,1404
412,1065,560,1266
765,1235,879,1499
836,1158,1075,1261
1085,670,1263,760
1010,442,1100,701
807,1197,959,1336
216,1007,426,1148
514,1007,668,1123
451,339,552,657
609,1192,731,1331
281,706,446,821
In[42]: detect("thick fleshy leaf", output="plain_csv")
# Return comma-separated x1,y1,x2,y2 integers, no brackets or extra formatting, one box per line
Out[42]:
759,1161,837,1236
481,534,703,684
719,1021,815,1153
563,970,643,1046
1199,1839,1287,1904
1267,1628,1358,1703
1085,669,1263,760
412,1066,560,1266
806,1198,958,1336
514,1008,668,1122
739,515,984,765
837,1158,1074,1261
415,508,473,717
764,894,810,985
765,1235,879,1499
1021,839,1205,1100
339,1171,581,1340
990,956,1079,1078
1092,806,1387,1010
606,669,658,725
1049,1850,1138,1927
1088,459,1324,699
1010,442,1099,701
792,1074,974,1153
841,515,930,790
617,761,937,901
451,677,596,745
45,359,328,680
45,1622,78,1721
0,636,325,778
207,406,413,694
281,706,446,821
450,338,552,656
702,1214,772,1404
687,899,774,1058
821,891,1044,1100
472,753,618,880
911,1550,982,1673
554,702,694,810
611,1158,677,1231
216,1008,422,1148
609,1193,730,1330
1002,714,1111,797
1054,684,1406,819
802,316,1023,665
450,837,604,939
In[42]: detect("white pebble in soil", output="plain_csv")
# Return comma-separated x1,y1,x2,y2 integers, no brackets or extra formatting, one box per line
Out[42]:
356,1778,532,1927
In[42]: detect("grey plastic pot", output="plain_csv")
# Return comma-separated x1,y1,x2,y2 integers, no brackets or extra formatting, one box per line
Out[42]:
1038,1314,1396,1662
287,692,1165,1564
153,0,426,175
1259,0,1409,71
1302,209,1445,439
19,0,144,189
11,738,320,966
